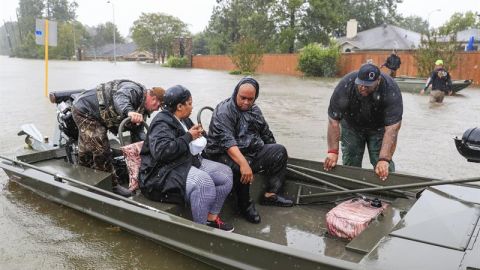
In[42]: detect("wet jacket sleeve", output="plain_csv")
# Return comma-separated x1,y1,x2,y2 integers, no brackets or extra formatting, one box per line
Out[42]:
147,120,193,163
210,110,238,150
113,84,143,117
425,71,435,88
254,106,276,144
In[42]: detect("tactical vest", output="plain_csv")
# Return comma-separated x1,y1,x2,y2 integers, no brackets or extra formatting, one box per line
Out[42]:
96,79,146,130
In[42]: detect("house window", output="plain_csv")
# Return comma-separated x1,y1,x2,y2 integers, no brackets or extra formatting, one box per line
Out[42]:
345,48,352,53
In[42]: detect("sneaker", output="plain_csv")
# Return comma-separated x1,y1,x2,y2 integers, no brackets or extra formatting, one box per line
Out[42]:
206,217,234,232
260,194,294,207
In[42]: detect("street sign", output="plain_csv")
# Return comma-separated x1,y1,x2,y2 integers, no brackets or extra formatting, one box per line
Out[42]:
35,19,57,46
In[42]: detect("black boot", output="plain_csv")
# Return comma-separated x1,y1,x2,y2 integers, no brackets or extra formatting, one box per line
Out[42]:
112,184,132,197
261,194,294,207
241,201,261,224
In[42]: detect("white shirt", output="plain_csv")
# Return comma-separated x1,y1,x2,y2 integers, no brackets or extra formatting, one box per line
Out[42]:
175,116,206,156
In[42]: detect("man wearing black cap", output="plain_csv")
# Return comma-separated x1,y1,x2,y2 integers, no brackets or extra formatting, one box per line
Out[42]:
323,63,403,181
205,77,293,224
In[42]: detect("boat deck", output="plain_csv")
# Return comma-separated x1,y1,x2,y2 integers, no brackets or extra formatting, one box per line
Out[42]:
20,153,417,263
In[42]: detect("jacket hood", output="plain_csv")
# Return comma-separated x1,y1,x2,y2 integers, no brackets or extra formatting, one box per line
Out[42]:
231,77,260,101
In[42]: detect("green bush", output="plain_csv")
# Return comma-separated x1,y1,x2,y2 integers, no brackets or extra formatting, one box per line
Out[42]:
229,37,263,74
298,42,340,77
166,56,189,68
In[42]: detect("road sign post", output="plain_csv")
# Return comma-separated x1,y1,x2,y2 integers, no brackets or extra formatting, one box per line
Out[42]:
35,19,57,97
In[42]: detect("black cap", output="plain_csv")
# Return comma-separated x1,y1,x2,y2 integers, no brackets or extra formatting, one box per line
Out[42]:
163,85,191,111
355,64,380,86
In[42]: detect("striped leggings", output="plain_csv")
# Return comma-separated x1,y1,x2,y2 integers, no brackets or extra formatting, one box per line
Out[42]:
185,158,233,224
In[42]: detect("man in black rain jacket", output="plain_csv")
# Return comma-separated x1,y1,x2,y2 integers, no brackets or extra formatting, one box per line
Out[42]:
205,77,293,224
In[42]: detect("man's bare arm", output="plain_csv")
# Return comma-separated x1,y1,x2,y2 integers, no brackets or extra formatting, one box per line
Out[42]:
379,121,401,160
227,146,253,184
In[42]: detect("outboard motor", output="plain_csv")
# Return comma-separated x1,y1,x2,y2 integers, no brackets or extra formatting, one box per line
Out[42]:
49,89,84,163
454,127,480,162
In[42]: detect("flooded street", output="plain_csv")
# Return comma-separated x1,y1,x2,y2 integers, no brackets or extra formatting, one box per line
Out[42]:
1,55,479,269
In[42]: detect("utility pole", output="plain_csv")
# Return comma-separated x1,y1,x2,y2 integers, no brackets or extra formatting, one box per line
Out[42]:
72,21,77,60
3,20,13,53
107,0,116,64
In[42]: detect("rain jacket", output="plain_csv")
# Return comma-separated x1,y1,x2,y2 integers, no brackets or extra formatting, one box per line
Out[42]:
205,79,276,158
139,110,199,203
73,80,147,136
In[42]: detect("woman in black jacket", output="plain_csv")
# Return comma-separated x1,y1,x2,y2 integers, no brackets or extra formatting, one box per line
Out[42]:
139,85,234,231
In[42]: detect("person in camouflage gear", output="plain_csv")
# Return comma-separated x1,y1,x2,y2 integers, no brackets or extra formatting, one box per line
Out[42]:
72,79,164,197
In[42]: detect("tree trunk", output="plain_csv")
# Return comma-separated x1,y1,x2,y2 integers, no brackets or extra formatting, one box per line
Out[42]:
288,10,295,53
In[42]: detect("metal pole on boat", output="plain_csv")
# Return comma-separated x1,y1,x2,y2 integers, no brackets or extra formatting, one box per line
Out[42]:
287,164,415,198
300,176,480,199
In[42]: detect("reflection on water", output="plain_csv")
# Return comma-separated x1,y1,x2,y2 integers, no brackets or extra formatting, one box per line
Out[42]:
1,56,480,268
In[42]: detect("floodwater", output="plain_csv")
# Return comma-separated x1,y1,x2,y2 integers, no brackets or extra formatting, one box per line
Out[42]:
0,55,479,269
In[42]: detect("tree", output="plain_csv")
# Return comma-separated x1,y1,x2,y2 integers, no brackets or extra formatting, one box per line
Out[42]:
438,12,480,35
229,36,264,74
85,22,124,57
17,0,45,43
192,32,209,55
45,0,78,21
299,0,347,47
13,0,80,58
414,31,458,77
272,0,306,53
205,0,275,54
49,21,88,59
396,15,429,34
343,0,403,32
131,12,189,63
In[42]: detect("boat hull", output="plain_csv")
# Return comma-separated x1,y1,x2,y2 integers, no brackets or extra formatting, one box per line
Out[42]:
1,151,480,270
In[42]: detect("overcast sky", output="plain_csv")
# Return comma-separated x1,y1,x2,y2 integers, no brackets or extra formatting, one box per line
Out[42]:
1,0,478,37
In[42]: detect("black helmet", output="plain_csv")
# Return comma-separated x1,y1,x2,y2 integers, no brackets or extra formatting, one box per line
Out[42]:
163,85,191,112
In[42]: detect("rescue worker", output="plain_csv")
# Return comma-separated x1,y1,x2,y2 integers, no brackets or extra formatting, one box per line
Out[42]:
205,77,293,224
381,49,401,77
139,85,234,231
324,63,403,181
72,79,164,197
420,59,453,103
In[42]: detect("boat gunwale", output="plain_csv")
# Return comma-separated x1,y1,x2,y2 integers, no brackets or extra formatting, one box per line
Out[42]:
0,157,360,270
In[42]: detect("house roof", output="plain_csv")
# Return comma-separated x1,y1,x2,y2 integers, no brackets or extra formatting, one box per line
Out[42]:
455,28,480,42
337,24,421,50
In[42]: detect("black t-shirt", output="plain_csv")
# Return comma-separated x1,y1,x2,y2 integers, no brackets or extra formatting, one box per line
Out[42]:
428,68,452,92
385,54,401,70
328,72,403,132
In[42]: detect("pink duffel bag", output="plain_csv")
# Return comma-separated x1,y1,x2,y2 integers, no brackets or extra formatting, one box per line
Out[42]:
120,141,144,192
326,198,388,240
